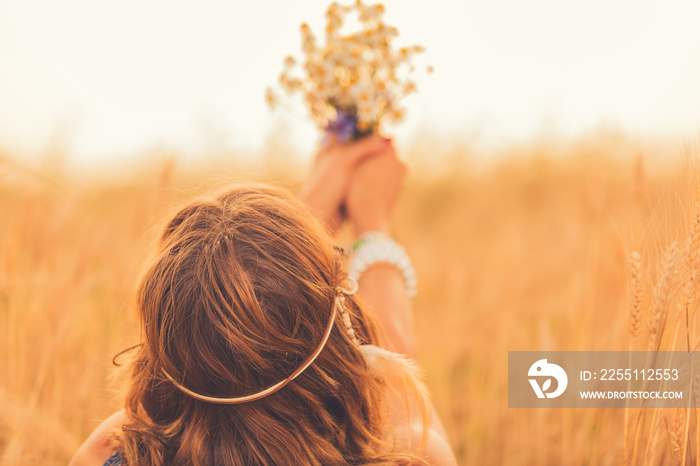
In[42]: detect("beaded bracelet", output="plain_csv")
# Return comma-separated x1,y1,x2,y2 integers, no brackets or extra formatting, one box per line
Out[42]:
346,231,417,298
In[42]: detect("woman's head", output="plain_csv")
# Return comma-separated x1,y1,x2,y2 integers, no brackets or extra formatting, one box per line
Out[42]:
116,184,405,465
143,184,357,401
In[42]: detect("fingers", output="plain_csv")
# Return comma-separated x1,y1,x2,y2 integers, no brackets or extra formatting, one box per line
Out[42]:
363,145,406,176
343,134,392,166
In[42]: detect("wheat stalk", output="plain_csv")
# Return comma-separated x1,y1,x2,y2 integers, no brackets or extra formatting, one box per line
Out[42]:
670,408,684,464
681,195,700,350
648,242,678,350
682,195,700,272
668,208,700,354
646,415,665,465
642,243,679,465
629,251,644,341
625,251,644,465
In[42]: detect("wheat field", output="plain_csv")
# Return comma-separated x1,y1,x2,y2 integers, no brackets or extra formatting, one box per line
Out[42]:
2,130,700,465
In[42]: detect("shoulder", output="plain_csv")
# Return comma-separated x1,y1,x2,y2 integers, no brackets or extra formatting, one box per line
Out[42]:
385,386,458,466
70,411,127,466
392,423,459,466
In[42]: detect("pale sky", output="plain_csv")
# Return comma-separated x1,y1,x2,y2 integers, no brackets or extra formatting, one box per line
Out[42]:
2,0,700,166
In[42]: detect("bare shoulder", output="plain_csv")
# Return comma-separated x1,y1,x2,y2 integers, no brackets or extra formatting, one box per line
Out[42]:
392,423,459,466
70,410,127,466
384,384,458,466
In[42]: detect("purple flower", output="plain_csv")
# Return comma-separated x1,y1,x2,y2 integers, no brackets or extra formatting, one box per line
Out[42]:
323,111,357,144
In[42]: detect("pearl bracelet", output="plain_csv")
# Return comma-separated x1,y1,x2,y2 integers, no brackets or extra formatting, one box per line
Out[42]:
346,231,417,298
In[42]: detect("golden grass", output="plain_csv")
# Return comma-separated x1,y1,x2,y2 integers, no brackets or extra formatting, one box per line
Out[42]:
2,130,700,465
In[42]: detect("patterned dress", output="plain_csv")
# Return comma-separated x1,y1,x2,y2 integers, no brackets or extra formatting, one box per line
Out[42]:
103,452,122,465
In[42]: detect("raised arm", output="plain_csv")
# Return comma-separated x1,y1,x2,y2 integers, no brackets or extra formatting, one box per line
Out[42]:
299,137,457,464
344,141,458,465
298,135,416,356
343,143,417,358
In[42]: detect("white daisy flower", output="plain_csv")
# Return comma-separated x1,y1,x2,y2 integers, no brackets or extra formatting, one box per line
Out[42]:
350,79,375,106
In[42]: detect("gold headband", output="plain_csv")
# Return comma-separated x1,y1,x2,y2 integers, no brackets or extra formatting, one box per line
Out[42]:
162,280,357,405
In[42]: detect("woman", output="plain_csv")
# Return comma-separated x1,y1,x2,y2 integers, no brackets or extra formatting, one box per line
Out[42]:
71,135,457,465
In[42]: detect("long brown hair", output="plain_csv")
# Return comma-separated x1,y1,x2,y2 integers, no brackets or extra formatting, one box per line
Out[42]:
113,184,425,465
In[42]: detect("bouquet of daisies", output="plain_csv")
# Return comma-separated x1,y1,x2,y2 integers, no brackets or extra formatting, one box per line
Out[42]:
266,0,428,143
